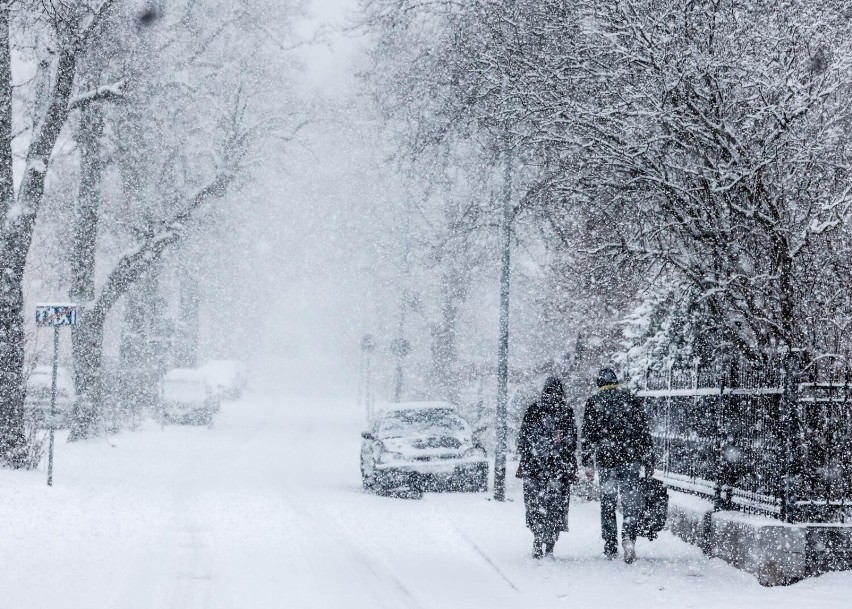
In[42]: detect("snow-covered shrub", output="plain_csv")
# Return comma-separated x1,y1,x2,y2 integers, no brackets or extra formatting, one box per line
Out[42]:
618,283,721,383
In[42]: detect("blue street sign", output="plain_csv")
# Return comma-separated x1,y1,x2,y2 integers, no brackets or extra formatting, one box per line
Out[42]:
35,304,79,327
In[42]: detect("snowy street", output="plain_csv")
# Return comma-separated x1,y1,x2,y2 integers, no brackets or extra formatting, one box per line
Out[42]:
4,1,852,607
1,361,849,609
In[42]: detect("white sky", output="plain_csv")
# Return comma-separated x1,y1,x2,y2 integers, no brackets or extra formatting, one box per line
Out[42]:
298,0,364,94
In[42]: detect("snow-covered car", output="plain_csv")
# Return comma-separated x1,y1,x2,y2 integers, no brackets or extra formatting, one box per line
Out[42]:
360,402,489,493
198,359,247,400
24,365,75,428
159,368,219,425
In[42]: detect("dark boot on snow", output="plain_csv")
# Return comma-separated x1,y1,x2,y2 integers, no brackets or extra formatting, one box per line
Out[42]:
604,541,618,560
532,538,544,559
544,540,555,557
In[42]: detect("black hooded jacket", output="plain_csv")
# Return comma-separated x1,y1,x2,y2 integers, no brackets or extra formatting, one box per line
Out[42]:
517,381,577,482
581,386,654,469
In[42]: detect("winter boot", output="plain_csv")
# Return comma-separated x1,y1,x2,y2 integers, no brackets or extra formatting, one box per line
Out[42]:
622,539,637,564
532,538,544,559
544,540,555,557
604,540,618,559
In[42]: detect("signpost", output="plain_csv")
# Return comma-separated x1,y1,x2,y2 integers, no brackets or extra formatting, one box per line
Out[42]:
35,304,78,486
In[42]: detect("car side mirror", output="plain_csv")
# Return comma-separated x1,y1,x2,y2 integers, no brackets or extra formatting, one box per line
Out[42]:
361,431,374,440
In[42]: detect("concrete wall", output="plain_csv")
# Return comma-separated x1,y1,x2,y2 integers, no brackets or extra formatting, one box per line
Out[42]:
666,491,852,586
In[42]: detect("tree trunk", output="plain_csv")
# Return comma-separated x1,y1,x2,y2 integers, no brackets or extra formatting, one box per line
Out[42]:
67,309,105,441
0,6,26,466
1,48,78,456
778,247,796,350
70,102,104,302
68,102,104,440
0,280,26,466
0,7,12,215
120,266,166,425
175,265,200,368
432,273,461,405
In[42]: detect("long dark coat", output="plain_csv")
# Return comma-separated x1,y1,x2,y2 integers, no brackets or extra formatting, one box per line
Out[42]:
580,386,655,470
516,394,577,539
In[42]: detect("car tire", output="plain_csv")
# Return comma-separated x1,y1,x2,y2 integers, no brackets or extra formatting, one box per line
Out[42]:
361,461,377,491
463,468,488,492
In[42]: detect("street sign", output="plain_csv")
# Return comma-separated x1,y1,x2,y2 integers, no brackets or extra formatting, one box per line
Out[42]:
35,303,79,487
35,304,79,327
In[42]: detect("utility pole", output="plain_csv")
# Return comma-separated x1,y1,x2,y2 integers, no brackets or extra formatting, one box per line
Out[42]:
494,138,513,502
393,198,413,402
493,0,516,503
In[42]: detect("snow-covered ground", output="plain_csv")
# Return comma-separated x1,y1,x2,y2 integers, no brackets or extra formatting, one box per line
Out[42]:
2,359,851,608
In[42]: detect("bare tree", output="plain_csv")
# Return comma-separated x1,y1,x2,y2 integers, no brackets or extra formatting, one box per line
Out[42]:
63,0,307,438
563,1,852,358
0,1,118,466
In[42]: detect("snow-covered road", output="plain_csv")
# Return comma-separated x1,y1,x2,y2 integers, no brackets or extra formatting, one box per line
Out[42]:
2,361,851,608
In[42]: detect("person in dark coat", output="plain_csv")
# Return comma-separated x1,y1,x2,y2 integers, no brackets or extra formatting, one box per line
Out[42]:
516,376,577,558
581,368,654,563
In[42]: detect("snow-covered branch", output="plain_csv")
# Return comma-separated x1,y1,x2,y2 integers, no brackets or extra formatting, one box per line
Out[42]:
67,79,126,111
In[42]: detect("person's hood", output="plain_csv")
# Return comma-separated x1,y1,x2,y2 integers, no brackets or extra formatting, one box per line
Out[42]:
540,376,566,413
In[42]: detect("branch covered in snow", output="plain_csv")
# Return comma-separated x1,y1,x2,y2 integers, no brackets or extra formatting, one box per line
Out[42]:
89,170,238,324
67,79,126,111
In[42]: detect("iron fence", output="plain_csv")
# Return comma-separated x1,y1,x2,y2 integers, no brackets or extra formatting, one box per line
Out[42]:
637,355,852,523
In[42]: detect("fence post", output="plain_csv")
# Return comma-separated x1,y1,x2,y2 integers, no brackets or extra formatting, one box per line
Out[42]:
780,350,801,523
714,361,732,511
844,353,851,515
693,359,698,391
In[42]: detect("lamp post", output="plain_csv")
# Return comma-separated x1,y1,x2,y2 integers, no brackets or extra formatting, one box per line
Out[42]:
493,137,513,502
493,0,517,503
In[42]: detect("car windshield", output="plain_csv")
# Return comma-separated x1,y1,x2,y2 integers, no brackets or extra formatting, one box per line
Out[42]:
378,409,467,438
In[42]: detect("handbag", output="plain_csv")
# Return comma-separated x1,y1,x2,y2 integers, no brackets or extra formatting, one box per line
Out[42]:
635,476,668,540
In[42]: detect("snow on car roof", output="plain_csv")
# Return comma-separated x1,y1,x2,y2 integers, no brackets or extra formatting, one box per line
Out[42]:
375,401,457,415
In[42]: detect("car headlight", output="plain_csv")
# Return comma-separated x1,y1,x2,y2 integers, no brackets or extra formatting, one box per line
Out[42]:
464,446,487,458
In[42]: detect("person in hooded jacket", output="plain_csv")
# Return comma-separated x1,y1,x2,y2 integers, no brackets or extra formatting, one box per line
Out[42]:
516,376,577,559
581,368,655,564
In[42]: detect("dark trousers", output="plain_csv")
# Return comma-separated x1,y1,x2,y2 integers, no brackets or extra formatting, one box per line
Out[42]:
523,477,570,544
599,462,641,545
